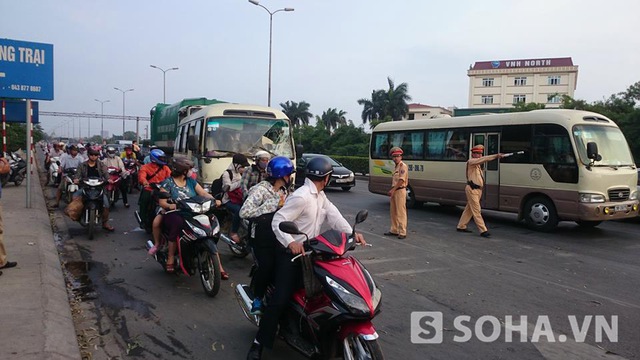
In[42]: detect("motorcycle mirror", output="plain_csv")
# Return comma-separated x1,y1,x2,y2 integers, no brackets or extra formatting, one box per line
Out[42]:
355,210,368,225
279,221,303,235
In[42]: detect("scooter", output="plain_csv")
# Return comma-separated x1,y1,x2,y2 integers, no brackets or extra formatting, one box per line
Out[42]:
145,194,222,297
0,152,27,187
214,205,251,258
47,156,61,186
123,158,139,193
135,183,163,233
79,177,106,240
105,166,125,208
61,168,79,204
235,210,385,359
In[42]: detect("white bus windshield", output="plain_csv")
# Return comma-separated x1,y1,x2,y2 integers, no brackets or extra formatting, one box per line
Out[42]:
204,117,293,158
573,125,634,166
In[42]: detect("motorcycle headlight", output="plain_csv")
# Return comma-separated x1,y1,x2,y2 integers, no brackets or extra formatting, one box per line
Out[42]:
201,200,212,213
579,193,606,203
186,220,207,238
362,268,382,311
326,276,370,315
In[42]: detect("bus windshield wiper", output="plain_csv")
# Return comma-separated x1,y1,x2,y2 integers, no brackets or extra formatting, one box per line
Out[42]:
203,150,238,158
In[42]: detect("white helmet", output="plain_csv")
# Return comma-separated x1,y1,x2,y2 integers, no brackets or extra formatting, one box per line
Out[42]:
254,150,271,161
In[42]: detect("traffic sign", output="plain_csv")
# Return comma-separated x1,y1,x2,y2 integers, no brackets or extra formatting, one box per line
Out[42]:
0,38,54,100
1,99,40,123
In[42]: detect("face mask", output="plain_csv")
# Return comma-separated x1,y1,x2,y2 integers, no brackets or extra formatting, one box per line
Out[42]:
258,161,268,169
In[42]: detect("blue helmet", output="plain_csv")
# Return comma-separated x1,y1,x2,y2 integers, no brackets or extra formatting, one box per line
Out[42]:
267,156,295,179
150,149,167,165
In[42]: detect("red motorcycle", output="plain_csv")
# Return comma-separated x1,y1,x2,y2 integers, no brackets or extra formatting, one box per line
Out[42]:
235,210,384,359
105,166,124,208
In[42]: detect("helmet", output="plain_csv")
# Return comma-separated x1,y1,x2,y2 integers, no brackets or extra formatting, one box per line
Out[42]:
254,150,271,161
124,145,132,151
170,156,194,174
77,144,85,150
232,154,250,167
106,146,116,158
267,156,295,179
305,156,333,179
87,147,100,156
149,149,167,165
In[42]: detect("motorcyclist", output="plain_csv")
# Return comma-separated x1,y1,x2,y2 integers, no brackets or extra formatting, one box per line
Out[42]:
121,145,139,193
142,145,158,164
240,150,270,201
53,145,83,208
222,153,250,245
77,143,88,161
148,156,228,277
246,157,366,360
239,156,294,315
73,147,114,231
102,146,130,208
137,149,172,229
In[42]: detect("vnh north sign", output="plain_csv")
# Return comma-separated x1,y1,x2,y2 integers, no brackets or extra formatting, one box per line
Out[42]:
0,38,54,100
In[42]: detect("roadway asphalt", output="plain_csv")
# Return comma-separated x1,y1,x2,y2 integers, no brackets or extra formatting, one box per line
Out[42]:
0,160,80,359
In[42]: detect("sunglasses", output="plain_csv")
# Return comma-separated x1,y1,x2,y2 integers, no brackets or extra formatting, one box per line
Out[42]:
89,153,99,156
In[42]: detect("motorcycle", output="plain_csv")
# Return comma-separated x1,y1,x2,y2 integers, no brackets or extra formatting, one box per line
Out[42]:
135,183,163,233
105,166,125,208
235,210,384,359
144,194,222,297
123,158,139,193
0,152,27,187
214,204,251,258
79,177,106,240
47,156,61,186
61,168,79,204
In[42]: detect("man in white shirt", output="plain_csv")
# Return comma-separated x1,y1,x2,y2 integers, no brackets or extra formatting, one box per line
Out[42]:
54,145,84,207
246,156,366,360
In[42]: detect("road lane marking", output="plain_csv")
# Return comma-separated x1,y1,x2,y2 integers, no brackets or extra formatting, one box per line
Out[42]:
374,268,450,277
360,257,413,265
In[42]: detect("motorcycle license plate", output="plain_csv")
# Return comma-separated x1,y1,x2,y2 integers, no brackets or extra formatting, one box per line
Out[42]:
614,205,627,212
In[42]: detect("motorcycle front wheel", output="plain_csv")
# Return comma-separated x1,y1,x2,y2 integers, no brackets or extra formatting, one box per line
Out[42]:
199,250,221,297
343,335,384,360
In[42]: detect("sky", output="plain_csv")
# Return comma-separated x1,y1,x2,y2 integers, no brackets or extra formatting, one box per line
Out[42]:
3,0,640,139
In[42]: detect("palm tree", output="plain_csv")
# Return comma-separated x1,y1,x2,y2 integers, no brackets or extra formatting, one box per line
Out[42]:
280,101,313,127
317,108,347,132
357,77,412,126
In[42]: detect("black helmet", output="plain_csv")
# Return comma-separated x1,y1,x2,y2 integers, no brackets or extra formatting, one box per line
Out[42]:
232,153,250,167
170,156,194,174
87,147,100,156
305,156,333,180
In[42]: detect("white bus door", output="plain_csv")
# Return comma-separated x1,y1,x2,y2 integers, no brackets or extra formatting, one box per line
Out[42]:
471,133,500,209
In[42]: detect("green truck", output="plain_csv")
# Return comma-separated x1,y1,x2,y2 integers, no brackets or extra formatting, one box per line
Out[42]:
150,97,225,155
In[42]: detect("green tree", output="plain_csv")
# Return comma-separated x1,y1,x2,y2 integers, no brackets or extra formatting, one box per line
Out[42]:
316,108,347,132
511,102,546,112
3,123,45,152
280,100,313,127
357,77,412,128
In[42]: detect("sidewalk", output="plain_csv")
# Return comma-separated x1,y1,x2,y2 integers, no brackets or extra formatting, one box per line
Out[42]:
0,173,80,359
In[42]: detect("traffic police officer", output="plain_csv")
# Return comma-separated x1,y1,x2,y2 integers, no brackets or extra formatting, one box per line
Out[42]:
384,146,408,239
456,144,504,237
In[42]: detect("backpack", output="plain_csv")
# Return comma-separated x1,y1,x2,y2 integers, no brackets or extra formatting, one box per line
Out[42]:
209,171,228,198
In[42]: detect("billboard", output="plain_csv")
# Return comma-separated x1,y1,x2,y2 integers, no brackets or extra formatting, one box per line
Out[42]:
1,99,40,123
0,38,54,100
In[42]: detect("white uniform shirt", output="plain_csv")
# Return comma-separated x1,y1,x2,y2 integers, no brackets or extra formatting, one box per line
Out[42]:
60,154,83,170
272,177,352,247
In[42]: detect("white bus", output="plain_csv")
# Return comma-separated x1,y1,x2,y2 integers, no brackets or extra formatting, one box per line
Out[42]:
173,103,298,192
369,109,639,231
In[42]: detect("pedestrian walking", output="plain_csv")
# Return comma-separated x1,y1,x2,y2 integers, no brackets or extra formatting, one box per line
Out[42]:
384,147,408,239
456,144,504,237
0,155,18,276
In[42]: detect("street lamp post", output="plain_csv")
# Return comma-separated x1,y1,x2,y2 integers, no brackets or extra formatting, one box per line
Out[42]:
113,87,134,138
150,65,179,103
95,99,110,140
248,0,294,107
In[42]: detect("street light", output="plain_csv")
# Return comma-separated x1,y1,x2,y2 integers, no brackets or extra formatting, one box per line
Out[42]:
150,65,179,104
94,99,110,139
248,0,294,107
113,87,134,138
